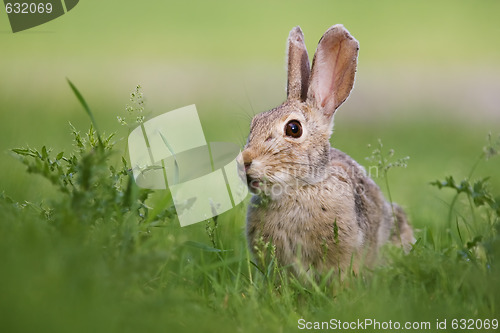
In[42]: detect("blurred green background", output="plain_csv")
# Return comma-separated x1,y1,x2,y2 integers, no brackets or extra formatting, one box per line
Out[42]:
1,1,500,332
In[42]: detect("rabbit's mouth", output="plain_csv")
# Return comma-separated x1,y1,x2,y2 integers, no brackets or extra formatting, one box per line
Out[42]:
246,174,262,193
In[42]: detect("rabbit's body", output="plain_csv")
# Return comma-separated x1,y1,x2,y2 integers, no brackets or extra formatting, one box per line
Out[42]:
243,25,414,276
247,145,412,275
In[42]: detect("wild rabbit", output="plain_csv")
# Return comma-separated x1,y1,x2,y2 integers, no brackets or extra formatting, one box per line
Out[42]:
242,25,414,277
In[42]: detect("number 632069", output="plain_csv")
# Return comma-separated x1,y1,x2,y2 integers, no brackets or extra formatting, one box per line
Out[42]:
5,2,53,14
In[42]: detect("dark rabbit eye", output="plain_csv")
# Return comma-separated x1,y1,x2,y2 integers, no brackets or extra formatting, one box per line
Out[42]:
285,120,302,138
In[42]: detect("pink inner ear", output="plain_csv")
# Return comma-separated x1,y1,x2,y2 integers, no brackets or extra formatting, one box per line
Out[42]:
318,41,343,108
308,25,359,117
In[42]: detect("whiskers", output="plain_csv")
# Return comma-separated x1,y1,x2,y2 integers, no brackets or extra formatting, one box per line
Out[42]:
278,169,315,187
258,163,316,189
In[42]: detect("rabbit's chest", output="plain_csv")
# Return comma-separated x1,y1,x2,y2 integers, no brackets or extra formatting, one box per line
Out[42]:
246,180,363,267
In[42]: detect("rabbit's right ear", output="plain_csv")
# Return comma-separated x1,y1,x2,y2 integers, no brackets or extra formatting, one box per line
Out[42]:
287,26,310,101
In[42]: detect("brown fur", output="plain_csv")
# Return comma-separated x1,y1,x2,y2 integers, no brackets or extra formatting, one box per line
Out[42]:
243,25,414,278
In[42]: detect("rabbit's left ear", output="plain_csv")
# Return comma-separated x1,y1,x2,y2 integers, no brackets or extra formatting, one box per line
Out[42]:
287,26,310,101
307,25,359,119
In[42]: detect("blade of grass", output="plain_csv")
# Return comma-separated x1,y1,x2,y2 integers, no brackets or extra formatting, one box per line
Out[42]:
159,131,179,186
66,78,102,147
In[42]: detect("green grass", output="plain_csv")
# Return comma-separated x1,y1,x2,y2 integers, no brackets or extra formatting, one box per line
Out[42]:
1,1,500,331
0,84,499,333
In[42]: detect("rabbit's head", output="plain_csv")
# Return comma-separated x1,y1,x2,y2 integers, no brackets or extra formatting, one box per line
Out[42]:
242,25,359,197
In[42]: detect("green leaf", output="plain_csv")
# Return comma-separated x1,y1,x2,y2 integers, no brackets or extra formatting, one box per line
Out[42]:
11,148,35,157
67,78,102,146
41,146,48,159
333,219,339,244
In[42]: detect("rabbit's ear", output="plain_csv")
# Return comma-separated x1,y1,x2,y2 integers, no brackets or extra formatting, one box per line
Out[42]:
287,26,310,101
307,25,359,119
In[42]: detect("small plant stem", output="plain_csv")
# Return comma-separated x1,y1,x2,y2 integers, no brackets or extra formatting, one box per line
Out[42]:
467,195,477,227
245,246,254,285
384,170,401,244
447,153,483,228
139,123,154,164
468,153,484,179
447,194,460,229
123,128,131,162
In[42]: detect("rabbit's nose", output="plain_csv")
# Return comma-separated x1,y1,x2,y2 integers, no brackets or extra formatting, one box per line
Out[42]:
242,150,253,172
244,162,252,172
